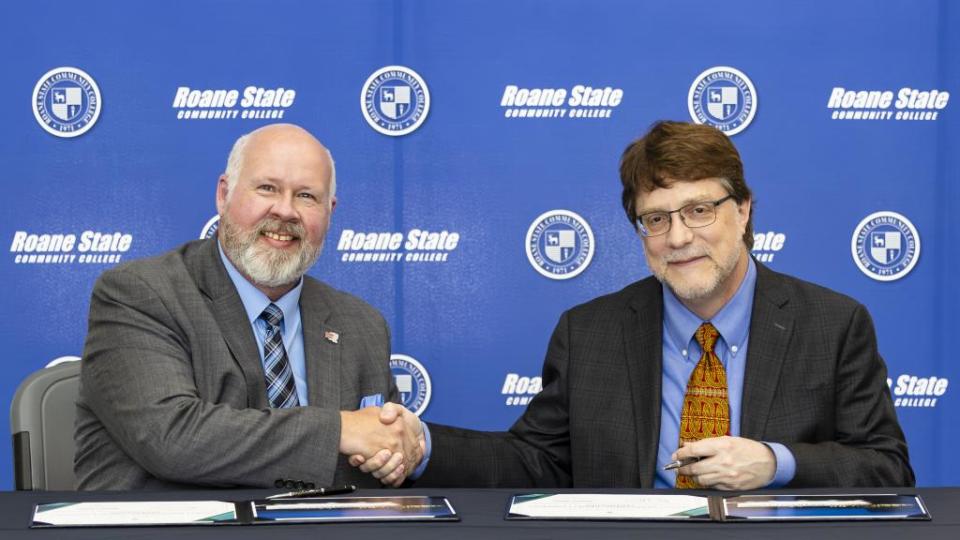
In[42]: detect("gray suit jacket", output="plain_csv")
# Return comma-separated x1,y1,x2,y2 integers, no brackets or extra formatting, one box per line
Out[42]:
74,239,398,490
420,262,914,488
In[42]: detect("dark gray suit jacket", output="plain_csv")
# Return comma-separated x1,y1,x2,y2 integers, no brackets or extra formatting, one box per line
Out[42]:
420,263,914,488
74,239,398,490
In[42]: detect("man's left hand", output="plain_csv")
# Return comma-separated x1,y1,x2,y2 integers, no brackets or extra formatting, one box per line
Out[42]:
674,436,776,490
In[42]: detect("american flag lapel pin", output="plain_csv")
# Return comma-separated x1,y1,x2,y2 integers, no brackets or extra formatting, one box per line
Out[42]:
324,330,340,344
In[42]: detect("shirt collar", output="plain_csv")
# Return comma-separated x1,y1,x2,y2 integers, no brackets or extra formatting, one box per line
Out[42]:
663,256,757,355
217,240,303,328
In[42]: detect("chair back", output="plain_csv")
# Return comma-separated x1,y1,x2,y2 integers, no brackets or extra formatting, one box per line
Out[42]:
10,360,81,490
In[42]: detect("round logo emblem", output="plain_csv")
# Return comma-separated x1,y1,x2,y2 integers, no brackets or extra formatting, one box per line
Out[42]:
200,215,220,239
525,209,595,280
851,211,920,281
32,67,102,138
360,66,430,136
688,66,757,136
390,354,432,416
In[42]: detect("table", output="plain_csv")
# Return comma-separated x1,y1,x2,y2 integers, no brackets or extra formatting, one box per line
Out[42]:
1,487,957,539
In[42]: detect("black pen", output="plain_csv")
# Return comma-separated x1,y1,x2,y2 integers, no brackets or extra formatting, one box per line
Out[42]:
663,457,701,471
266,484,357,499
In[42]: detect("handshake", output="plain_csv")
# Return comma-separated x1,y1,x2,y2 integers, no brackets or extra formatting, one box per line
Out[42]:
338,403,426,487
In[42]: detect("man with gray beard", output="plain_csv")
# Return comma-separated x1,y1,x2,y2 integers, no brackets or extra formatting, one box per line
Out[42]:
373,121,914,490
74,124,424,490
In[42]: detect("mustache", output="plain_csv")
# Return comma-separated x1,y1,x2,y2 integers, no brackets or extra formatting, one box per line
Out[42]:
254,219,304,239
661,247,710,263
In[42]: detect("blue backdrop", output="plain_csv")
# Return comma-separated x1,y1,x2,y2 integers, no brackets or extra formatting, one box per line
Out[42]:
1,0,956,489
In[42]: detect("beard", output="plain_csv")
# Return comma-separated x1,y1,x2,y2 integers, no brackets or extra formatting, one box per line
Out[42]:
218,215,323,289
648,243,742,302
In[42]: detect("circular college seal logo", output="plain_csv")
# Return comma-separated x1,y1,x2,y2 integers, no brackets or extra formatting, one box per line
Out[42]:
390,354,432,416
688,66,757,136
360,66,430,136
525,209,595,280
851,211,920,281
32,67,102,138
200,215,220,239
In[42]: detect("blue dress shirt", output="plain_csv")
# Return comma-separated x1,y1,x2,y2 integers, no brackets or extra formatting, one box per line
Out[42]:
219,243,308,405
654,257,796,488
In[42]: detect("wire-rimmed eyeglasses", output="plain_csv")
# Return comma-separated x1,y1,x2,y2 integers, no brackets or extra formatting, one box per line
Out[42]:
635,195,735,237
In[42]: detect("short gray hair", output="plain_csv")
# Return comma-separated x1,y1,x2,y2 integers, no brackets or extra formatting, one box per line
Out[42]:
222,131,337,205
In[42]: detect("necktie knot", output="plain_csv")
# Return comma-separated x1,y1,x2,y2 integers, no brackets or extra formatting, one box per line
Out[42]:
695,322,719,353
260,303,283,329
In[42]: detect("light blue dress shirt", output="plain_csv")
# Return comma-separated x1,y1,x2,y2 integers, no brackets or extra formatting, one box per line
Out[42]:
218,243,308,405
217,241,431,479
654,257,796,488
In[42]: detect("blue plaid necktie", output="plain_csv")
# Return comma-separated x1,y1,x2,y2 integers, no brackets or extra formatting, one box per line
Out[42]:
259,304,299,408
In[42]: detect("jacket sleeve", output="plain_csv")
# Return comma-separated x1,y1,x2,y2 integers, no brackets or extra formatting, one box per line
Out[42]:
785,303,915,487
417,312,575,488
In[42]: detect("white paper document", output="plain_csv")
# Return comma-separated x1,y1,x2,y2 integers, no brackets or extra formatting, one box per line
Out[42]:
508,494,710,519
33,501,237,526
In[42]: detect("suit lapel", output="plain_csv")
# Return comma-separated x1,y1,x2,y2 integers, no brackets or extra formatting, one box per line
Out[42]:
190,239,268,408
740,263,794,440
301,279,341,409
622,279,664,487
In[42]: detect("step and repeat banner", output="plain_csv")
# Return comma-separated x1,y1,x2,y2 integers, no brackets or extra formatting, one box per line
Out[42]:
1,0,956,488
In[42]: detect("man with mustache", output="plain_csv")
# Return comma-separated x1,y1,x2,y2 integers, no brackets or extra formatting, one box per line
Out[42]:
362,120,913,490
74,124,424,489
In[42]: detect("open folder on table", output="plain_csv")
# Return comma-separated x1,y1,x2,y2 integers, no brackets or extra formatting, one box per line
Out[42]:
506,493,930,522
32,496,458,528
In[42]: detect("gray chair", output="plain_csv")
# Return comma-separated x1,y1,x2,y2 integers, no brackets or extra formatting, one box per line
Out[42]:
10,360,81,490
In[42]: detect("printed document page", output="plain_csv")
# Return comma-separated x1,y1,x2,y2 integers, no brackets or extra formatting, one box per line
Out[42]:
508,494,710,519
33,501,236,526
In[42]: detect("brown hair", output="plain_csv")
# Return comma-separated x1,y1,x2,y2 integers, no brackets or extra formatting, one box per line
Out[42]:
619,121,754,249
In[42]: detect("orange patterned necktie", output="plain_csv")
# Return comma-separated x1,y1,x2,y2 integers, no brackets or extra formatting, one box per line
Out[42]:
675,322,730,489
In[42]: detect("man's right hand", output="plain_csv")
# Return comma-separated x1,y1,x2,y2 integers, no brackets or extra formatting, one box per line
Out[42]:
346,403,425,487
339,405,423,486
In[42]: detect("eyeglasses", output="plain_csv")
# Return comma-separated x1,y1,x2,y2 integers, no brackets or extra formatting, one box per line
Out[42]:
635,195,735,237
